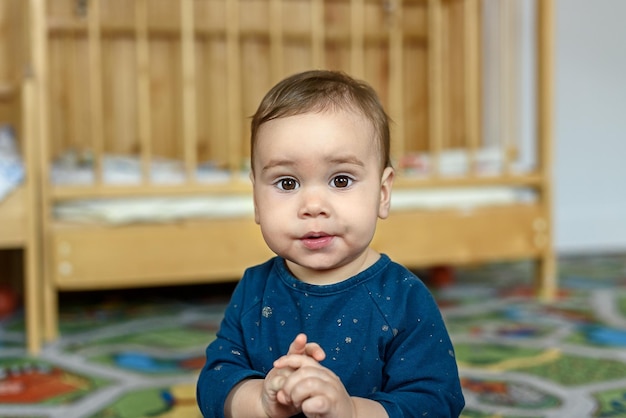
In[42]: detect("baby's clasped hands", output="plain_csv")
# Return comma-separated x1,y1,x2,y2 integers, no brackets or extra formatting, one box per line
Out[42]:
266,334,357,418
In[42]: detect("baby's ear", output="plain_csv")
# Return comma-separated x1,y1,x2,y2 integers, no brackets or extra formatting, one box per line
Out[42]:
249,172,261,225
378,167,394,219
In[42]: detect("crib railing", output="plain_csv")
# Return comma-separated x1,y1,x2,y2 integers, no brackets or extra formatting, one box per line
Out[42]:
31,0,547,199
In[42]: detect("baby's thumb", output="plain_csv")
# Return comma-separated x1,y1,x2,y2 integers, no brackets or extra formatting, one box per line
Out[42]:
267,374,285,397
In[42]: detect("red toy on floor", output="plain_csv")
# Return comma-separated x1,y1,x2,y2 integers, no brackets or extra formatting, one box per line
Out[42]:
0,284,18,319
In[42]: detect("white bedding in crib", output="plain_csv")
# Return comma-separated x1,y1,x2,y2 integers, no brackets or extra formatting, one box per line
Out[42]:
54,195,255,224
51,150,536,224
53,187,535,225
0,125,24,202
51,153,234,185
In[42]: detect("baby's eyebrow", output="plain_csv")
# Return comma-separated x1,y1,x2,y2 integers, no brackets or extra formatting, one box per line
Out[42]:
261,159,295,173
328,155,365,167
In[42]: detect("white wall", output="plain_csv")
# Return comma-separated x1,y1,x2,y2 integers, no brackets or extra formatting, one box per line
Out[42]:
554,0,626,253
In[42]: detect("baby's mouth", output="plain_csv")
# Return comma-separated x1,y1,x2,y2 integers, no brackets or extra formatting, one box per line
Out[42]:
301,233,334,250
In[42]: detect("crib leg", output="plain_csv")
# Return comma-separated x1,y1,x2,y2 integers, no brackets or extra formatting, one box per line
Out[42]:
43,280,59,341
24,247,43,355
536,250,557,302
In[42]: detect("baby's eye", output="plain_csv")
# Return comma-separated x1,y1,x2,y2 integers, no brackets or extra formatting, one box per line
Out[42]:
276,177,299,191
331,175,353,188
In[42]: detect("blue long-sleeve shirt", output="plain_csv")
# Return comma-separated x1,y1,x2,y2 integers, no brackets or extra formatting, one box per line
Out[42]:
197,254,464,417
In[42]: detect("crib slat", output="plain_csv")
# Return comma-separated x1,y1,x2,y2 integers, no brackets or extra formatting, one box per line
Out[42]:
67,32,81,161
538,0,554,178
500,0,514,174
464,0,480,175
427,0,443,176
482,0,498,157
87,0,104,185
388,0,404,162
311,0,325,68
509,0,522,173
181,0,198,181
270,0,284,80
226,0,242,175
350,0,365,78
30,0,47,188
440,4,451,154
135,0,152,183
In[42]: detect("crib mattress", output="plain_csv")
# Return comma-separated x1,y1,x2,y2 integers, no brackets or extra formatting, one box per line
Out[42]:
53,187,535,225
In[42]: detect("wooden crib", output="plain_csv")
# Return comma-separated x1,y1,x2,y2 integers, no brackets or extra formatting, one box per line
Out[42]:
29,0,556,346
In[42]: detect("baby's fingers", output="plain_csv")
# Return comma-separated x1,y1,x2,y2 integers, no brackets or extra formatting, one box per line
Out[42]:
287,333,309,355
301,395,332,416
266,374,286,395
274,353,322,370
286,334,326,362
286,371,354,418
304,342,326,362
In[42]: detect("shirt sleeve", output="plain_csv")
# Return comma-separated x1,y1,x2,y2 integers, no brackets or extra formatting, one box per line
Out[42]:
196,271,265,418
367,278,465,417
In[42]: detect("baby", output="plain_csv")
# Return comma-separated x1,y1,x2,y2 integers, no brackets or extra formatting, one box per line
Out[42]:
197,70,464,418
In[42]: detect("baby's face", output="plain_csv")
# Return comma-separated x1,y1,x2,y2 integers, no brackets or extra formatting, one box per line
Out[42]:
251,110,393,283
